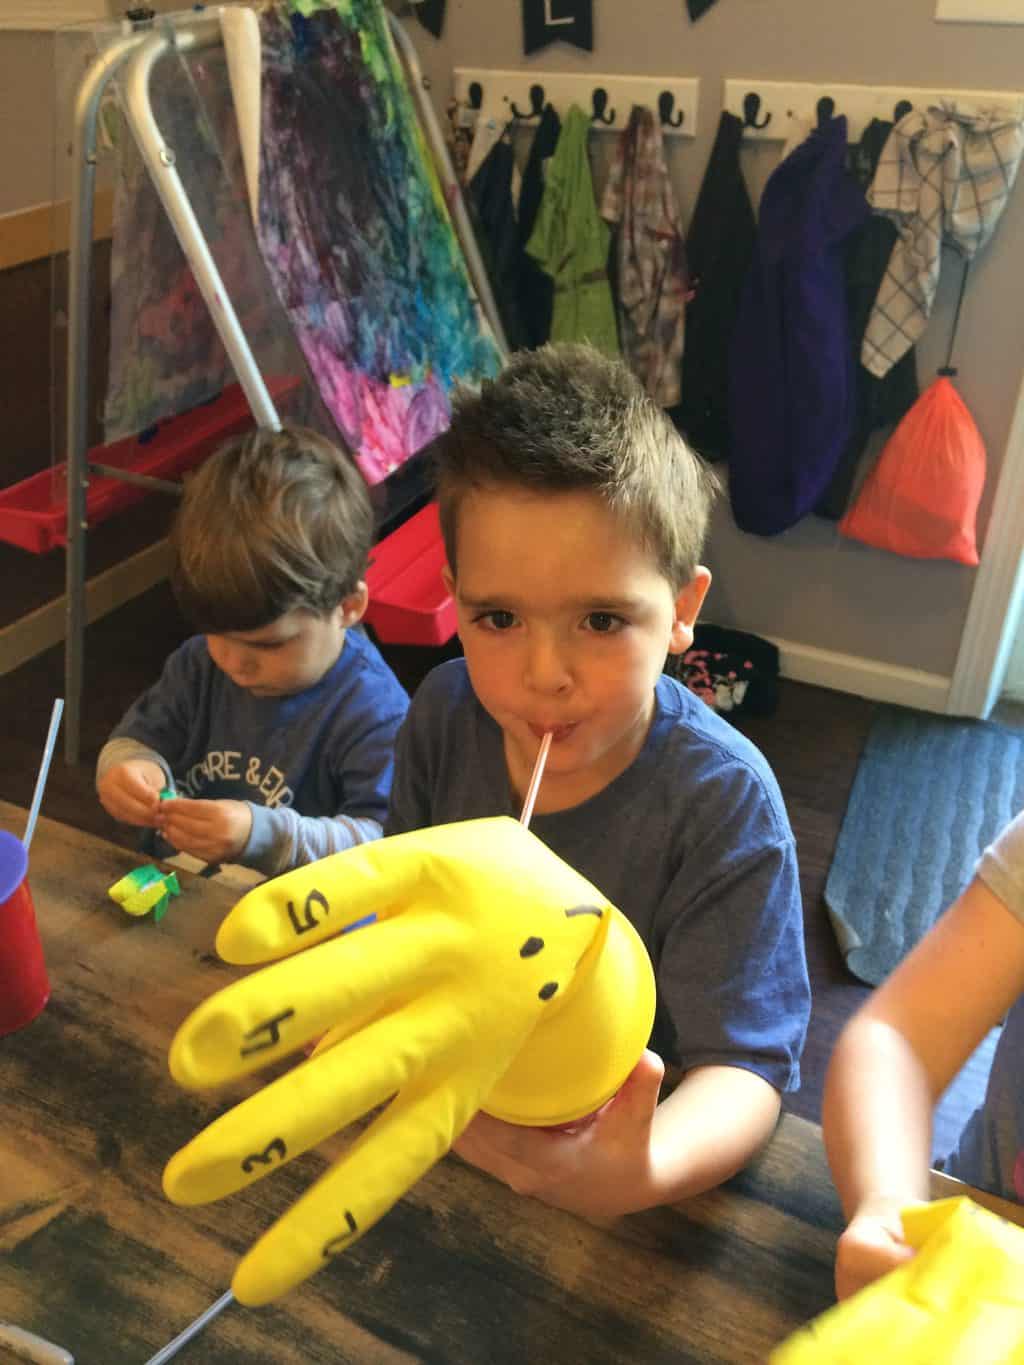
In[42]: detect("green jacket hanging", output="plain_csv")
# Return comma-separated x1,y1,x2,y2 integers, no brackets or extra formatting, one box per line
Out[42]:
526,105,619,356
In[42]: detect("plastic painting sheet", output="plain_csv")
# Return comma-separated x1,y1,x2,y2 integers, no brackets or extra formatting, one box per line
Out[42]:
104,41,286,444
104,77,237,441
104,0,499,482
257,0,500,483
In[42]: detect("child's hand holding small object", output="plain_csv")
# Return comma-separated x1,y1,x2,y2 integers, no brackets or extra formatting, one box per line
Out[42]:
96,759,165,827
162,816,655,1305
157,795,253,865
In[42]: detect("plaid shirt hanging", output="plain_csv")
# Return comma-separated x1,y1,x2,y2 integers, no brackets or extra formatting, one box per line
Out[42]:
861,102,1024,379
601,106,688,407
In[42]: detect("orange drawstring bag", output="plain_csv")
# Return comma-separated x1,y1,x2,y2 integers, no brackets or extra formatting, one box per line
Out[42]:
839,375,985,565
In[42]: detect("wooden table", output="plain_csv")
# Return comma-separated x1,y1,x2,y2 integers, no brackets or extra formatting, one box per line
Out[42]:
0,801,1007,1365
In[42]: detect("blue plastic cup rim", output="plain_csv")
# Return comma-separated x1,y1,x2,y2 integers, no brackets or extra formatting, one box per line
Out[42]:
0,829,29,905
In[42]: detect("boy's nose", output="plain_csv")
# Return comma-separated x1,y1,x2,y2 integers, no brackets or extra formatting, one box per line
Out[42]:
523,636,572,694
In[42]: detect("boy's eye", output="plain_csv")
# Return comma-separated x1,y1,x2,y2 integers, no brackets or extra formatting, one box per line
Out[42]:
585,612,624,634
478,610,517,631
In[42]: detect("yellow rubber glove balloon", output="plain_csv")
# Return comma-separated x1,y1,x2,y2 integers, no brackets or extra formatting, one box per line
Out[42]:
163,817,655,1306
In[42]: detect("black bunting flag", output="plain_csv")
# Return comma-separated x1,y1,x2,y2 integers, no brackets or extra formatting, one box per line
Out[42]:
522,0,593,56
413,0,446,39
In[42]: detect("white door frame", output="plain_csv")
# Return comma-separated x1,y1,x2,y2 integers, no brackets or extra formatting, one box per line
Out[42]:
946,365,1024,717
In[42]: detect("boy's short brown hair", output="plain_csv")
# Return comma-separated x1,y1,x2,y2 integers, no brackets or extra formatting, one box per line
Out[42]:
434,343,718,592
170,425,373,633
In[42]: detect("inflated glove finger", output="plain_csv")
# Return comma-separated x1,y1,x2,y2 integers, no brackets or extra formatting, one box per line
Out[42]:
163,817,655,1306
233,1068,500,1305
212,815,607,964
165,986,468,1205
168,913,461,1086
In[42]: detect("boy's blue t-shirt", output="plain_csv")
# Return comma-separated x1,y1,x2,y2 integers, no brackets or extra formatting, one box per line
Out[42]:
387,659,810,1092
106,628,409,875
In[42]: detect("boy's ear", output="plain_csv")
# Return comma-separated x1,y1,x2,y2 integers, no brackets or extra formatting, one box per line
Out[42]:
339,580,369,627
441,564,455,595
667,567,711,656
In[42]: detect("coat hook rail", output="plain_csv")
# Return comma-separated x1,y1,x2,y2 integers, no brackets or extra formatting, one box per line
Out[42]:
724,78,1024,142
453,68,699,136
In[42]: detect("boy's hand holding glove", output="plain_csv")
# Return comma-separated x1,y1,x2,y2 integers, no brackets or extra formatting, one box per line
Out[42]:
163,817,655,1305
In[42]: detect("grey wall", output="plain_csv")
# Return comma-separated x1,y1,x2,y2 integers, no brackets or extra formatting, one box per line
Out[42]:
405,0,1024,677
0,2,195,216
0,32,56,215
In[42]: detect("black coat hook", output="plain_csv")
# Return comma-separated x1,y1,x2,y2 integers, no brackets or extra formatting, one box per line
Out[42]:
591,87,615,125
467,81,483,111
893,99,913,122
816,95,835,129
510,83,545,120
741,91,771,130
658,91,684,129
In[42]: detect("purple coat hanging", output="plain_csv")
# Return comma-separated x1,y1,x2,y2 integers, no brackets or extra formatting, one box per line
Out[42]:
728,116,869,536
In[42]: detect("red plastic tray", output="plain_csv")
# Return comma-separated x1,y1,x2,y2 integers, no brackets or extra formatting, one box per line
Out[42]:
364,501,456,647
0,378,302,554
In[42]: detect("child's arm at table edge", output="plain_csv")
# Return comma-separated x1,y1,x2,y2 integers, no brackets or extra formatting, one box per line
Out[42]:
822,876,1024,1296
649,1061,782,1204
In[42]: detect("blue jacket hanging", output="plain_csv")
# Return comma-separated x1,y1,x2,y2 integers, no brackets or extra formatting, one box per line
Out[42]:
815,117,919,520
728,116,869,536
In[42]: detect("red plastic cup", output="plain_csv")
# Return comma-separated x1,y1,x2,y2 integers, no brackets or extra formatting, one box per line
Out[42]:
0,829,50,1036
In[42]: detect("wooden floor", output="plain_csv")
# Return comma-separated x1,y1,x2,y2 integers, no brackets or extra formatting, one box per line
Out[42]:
0,582,982,1143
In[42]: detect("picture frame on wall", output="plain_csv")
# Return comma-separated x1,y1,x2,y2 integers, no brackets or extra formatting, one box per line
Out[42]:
936,0,1024,21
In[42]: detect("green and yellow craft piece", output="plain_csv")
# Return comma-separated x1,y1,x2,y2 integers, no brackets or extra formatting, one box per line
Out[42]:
109,865,181,922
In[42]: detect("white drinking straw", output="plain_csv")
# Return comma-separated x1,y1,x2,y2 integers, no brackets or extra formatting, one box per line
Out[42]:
518,731,553,830
23,698,64,853
143,1289,235,1365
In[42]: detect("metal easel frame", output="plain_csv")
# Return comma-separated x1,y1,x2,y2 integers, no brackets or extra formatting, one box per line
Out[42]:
62,3,506,763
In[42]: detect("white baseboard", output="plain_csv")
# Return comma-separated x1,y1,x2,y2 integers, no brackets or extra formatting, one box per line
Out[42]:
0,539,172,677
770,636,952,714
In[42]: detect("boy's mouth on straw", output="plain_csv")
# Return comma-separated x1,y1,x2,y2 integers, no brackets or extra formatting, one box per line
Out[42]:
528,722,575,743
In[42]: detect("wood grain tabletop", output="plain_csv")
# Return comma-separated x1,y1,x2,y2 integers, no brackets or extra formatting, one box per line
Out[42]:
0,799,930,1364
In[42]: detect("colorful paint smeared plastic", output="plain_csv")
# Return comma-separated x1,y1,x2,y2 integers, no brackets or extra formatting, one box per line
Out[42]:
257,0,500,482
104,0,499,483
